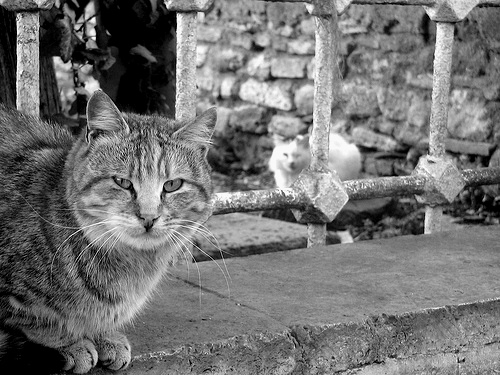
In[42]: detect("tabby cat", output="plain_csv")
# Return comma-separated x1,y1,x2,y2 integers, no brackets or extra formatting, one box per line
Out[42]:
268,133,362,189
0,90,216,373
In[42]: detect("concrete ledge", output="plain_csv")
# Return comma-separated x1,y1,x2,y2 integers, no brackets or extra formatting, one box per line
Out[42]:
87,225,500,374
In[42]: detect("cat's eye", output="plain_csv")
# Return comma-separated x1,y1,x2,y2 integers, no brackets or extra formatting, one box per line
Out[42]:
113,177,133,190
163,178,183,193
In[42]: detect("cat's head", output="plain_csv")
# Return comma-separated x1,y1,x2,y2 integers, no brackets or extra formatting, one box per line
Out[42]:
66,90,216,252
272,134,310,173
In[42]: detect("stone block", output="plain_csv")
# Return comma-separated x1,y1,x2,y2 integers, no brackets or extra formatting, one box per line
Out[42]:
482,81,500,101
227,31,253,50
196,44,210,67
220,75,239,99
352,127,403,152
239,79,293,111
267,2,306,28
254,32,271,49
307,58,316,80
294,84,315,116
213,106,232,138
344,84,380,119
197,25,223,43
268,115,308,139
287,38,315,55
453,41,488,78
270,56,310,79
378,34,424,54
406,72,434,90
196,65,217,93
247,53,271,80
393,122,427,147
339,19,368,35
444,139,495,156
299,18,316,36
277,25,294,38
448,95,492,142
229,104,267,134
214,48,246,72
271,35,289,53
408,95,430,127
376,119,398,135
377,88,410,122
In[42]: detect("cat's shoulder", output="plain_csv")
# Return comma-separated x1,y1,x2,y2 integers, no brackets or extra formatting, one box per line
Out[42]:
0,105,73,153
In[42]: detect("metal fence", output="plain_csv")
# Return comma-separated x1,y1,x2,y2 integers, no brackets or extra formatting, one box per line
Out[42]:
7,0,500,248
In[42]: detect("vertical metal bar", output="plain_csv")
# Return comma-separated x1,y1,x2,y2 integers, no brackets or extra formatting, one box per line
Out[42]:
424,21,454,233
16,11,39,116
175,12,198,122
307,11,339,247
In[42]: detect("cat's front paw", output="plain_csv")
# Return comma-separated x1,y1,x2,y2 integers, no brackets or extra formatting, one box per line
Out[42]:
59,338,98,374
94,331,131,371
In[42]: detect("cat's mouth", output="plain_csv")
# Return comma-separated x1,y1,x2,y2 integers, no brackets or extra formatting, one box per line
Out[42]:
122,229,168,250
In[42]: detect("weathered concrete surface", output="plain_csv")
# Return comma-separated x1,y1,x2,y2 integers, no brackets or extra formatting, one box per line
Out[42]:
192,213,309,260
88,225,500,374
192,213,343,261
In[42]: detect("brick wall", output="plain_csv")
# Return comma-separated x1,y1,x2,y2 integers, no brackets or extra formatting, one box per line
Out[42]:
196,1,500,178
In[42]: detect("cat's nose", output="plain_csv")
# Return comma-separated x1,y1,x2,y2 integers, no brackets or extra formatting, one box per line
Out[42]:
138,215,160,232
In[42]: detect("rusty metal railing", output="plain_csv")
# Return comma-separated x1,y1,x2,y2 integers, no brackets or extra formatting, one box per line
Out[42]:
6,0,500,248
165,0,500,246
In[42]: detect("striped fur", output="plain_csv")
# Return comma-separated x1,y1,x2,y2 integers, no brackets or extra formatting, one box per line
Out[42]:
0,91,216,373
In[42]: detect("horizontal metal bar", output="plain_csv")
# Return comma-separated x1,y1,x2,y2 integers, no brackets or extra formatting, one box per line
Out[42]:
213,188,305,215
343,175,426,200
259,0,500,7
212,167,500,215
462,167,500,187
349,0,500,6
352,0,434,5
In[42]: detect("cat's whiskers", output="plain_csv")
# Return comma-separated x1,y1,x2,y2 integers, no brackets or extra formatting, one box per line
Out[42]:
50,219,115,281
173,219,231,283
88,228,124,279
86,227,122,278
177,219,229,259
166,231,192,271
71,226,120,277
170,228,231,299
168,231,203,304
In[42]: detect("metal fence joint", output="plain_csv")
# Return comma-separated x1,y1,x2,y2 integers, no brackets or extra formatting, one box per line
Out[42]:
413,155,465,206
424,0,481,22
291,167,348,224
306,0,336,15
165,0,214,12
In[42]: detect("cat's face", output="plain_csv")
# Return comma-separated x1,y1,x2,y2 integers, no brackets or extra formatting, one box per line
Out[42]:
273,136,310,173
67,91,216,251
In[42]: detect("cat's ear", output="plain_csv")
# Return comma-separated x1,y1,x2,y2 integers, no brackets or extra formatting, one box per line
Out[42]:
173,108,217,153
85,89,129,143
296,134,310,147
272,134,287,146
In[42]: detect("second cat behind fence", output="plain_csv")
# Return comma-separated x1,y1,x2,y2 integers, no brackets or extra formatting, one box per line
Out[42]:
268,132,362,189
268,132,362,244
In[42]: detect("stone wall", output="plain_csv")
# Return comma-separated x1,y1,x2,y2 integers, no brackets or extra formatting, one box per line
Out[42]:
196,1,500,179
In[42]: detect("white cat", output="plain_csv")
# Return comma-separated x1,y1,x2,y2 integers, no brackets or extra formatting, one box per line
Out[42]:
268,132,362,244
268,133,362,189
